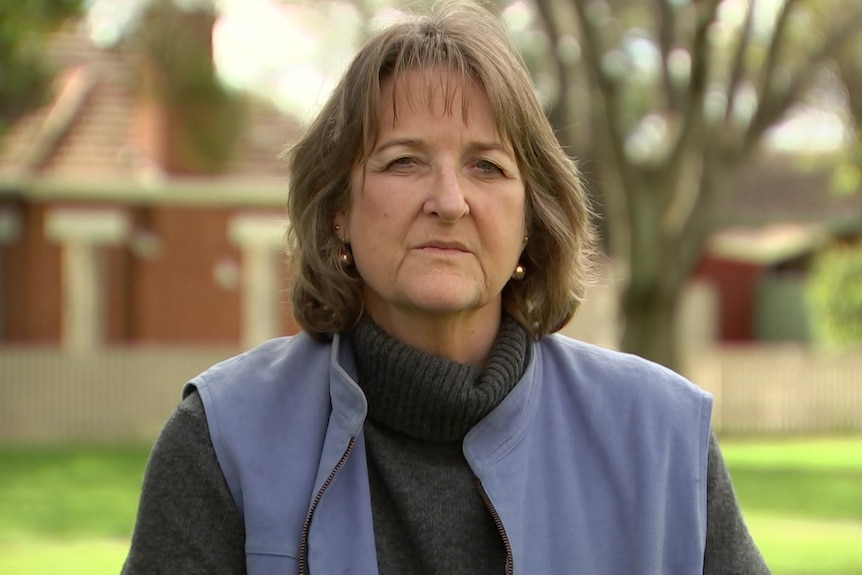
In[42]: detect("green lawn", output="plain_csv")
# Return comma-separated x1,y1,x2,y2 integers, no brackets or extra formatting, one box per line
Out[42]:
720,436,862,575
0,444,149,575
0,437,860,574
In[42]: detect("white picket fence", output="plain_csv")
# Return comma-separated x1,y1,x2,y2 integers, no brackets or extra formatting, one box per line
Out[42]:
689,345,862,434
0,347,234,442
1,344,860,442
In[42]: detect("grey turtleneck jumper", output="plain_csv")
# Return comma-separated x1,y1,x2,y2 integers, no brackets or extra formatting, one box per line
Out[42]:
122,317,770,574
349,315,527,574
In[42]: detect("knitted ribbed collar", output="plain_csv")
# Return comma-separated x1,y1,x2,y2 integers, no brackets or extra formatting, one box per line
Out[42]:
348,314,530,442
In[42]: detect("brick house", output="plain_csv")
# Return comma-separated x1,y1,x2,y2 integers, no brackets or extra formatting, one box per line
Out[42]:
0,23,302,351
695,156,862,343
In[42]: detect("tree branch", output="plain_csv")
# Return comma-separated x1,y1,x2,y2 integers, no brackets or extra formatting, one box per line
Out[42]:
724,0,756,123
743,0,798,149
568,0,635,196
657,0,720,208
656,0,678,110
745,4,862,151
533,0,570,134
837,40,862,124
668,148,736,290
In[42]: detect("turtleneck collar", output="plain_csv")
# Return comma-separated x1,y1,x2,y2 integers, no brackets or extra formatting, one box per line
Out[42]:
348,314,530,442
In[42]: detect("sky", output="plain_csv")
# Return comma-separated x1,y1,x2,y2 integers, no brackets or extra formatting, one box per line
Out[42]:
84,0,850,152
86,0,367,119
213,0,363,118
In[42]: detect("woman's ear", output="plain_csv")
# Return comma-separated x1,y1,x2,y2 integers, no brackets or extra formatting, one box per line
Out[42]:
333,213,347,240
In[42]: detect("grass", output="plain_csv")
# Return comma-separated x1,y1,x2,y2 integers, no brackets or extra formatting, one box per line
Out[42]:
720,436,862,574
0,444,150,575
0,445,150,541
0,539,131,575
0,437,860,574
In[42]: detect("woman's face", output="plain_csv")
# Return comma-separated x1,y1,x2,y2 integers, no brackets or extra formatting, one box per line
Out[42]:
335,68,526,340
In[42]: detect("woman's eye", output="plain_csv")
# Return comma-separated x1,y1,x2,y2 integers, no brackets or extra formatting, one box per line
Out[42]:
388,157,416,169
474,159,503,175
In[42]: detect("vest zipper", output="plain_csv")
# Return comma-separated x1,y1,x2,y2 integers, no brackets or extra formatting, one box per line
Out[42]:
476,479,514,575
298,436,356,575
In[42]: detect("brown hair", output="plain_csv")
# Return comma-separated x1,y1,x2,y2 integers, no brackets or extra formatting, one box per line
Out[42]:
285,0,597,340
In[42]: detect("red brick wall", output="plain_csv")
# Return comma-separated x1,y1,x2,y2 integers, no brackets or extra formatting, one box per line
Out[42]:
4,200,299,346
105,241,133,343
128,206,240,344
3,203,62,343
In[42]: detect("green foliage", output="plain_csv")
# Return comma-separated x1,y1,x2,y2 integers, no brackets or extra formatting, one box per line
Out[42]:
806,244,862,350
0,0,84,137
135,0,219,105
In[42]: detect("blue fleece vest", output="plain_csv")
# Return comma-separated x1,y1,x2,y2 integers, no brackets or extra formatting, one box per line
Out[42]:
187,331,713,574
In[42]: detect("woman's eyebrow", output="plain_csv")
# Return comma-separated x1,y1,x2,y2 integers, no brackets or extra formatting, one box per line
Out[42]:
464,141,513,157
373,138,427,154
371,138,514,160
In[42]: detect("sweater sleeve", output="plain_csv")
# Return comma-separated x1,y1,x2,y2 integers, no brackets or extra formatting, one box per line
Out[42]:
704,432,771,574
121,391,247,575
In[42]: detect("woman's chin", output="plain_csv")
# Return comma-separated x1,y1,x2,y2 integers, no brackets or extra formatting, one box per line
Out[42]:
401,284,490,316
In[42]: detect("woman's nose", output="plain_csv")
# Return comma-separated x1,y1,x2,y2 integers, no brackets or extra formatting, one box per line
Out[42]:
423,167,469,222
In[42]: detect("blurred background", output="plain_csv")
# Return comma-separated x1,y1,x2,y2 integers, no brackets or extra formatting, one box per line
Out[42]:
0,0,860,573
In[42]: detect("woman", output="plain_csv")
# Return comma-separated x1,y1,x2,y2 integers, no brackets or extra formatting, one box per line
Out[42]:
123,2,769,574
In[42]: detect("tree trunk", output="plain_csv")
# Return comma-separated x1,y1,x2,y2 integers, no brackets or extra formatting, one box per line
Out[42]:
619,278,682,372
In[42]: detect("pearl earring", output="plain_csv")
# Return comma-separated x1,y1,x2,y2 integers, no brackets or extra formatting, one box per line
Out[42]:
512,264,525,280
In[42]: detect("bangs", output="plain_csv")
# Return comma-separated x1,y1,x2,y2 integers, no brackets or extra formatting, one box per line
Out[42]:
355,21,518,165
387,29,473,122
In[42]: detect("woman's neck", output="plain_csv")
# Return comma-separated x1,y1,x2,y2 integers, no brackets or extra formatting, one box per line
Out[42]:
349,313,529,441
362,303,502,369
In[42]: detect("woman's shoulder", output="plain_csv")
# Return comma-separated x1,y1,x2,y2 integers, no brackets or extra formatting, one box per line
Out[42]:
538,333,681,377
532,334,713,463
193,332,328,383
182,332,334,406
536,333,710,403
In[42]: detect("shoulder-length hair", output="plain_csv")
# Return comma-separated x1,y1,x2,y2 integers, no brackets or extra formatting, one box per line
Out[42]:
285,0,597,341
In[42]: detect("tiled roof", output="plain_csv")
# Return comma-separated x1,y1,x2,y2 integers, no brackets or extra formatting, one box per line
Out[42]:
728,154,862,227
0,21,301,188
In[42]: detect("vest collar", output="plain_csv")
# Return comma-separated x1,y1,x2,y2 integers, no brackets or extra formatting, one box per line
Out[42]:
463,340,542,471
328,333,368,437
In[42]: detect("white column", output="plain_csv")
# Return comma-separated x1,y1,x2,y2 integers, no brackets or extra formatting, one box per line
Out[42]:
228,213,287,349
45,208,129,352
61,240,104,352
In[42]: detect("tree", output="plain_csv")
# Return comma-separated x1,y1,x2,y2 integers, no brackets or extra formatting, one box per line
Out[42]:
807,244,862,350
0,0,84,138
526,0,862,369
130,0,244,174
806,30,862,350
833,28,862,193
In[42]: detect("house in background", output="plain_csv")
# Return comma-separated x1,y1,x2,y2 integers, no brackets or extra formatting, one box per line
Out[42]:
695,154,862,344
0,20,302,352
3,19,859,355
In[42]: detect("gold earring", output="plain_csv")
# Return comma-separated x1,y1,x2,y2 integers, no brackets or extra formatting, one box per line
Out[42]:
512,264,525,280
339,244,353,266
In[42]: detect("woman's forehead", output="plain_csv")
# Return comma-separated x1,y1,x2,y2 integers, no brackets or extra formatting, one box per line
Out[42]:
384,68,474,114
375,68,511,140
